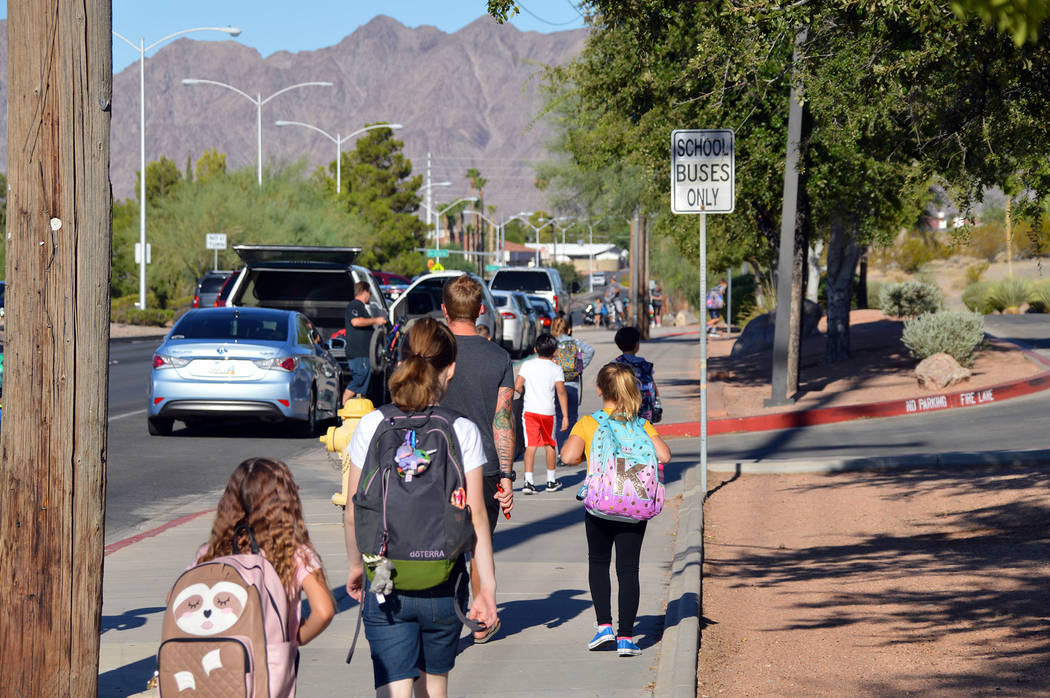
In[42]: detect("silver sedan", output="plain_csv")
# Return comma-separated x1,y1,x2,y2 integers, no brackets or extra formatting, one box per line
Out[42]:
147,307,341,436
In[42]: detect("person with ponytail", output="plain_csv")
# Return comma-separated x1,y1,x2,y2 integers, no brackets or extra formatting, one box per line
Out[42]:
343,317,497,697
560,362,671,658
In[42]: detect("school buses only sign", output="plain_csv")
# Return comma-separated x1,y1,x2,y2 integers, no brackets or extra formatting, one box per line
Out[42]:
671,129,735,214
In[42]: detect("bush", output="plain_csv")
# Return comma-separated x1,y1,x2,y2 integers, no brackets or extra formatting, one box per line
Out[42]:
962,281,998,314
878,280,942,319
964,261,989,284
897,237,933,272
965,223,1005,262
987,276,1033,313
902,311,986,367
1029,279,1050,313
111,306,173,326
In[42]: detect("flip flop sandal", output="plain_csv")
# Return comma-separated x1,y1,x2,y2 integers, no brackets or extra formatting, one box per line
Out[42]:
473,617,502,644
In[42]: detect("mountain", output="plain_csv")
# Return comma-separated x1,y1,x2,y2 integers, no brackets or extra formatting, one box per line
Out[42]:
104,15,583,216
0,16,585,215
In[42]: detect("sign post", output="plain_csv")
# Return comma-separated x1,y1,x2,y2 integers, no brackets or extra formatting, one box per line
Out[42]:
671,128,735,501
206,233,227,271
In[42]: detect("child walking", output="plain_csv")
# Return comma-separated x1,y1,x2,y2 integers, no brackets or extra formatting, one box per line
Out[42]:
560,363,671,657
515,333,570,494
613,326,662,423
344,317,498,698
195,458,335,673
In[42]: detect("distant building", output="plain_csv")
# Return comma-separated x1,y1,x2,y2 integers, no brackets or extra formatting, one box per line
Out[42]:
522,242,624,272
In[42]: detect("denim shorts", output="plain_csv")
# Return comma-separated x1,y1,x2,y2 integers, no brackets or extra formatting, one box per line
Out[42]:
362,584,467,688
346,355,372,396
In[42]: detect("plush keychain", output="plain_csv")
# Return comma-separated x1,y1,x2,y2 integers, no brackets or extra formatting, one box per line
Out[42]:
363,554,396,604
395,431,435,482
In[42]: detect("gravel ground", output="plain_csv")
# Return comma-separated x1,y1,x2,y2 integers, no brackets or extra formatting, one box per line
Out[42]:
699,467,1050,696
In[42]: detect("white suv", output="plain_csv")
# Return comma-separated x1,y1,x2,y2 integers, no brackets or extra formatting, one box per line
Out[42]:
489,267,571,319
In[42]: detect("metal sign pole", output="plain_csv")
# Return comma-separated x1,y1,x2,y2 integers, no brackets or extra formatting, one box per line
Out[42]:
214,248,218,272
700,213,708,500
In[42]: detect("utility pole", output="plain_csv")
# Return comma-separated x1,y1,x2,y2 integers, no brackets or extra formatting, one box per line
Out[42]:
0,2,113,696
638,216,650,340
629,211,638,326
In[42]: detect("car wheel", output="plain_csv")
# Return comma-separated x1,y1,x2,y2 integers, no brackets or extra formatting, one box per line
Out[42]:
148,417,174,436
369,326,387,374
296,389,318,438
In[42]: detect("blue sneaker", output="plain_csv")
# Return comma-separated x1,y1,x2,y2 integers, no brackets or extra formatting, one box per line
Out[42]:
617,637,642,657
588,625,615,650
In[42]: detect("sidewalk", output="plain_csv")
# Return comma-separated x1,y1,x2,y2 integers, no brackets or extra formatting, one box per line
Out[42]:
97,324,703,698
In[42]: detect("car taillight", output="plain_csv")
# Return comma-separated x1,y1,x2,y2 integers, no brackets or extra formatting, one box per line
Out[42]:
542,318,551,327
213,299,225,307
553,296,559,312
500,311,516,319
152,354,188,369
192,295,200,308
256,356,298,371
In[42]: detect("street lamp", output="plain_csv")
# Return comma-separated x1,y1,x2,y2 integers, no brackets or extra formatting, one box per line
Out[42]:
461,209,504,274
181,78,333,186
419,180,452,245
113,25,242,311
511,212,556,266
421,197,479,252
274,121,403,193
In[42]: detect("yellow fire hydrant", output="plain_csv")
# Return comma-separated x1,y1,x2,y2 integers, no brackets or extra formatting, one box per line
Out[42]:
319,397,375,507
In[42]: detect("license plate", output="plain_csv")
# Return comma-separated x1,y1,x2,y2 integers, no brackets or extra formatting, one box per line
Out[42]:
208,360,237,376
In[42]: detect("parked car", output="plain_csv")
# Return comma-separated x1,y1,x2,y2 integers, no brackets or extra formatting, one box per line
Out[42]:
212,270,239,307
491,290,536,358
589,271,607,289
512,291,540,349
221,245,392,402
373,271,412,286
489,267,571,318
0,280,6,318
191,270,232,308
147,307,342,436
387,271,503,345
527,295,557,332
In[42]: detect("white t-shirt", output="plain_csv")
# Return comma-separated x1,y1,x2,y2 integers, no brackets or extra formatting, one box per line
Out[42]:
347,409,486,473
518,357,565,416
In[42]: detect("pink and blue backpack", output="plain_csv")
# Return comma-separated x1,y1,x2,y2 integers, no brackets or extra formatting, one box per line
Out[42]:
583,410,665,522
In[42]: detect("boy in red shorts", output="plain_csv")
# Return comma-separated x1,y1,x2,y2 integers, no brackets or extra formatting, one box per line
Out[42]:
514,333,570,494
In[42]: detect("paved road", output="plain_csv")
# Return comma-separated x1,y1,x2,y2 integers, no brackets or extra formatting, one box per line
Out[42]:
983,314,1050,357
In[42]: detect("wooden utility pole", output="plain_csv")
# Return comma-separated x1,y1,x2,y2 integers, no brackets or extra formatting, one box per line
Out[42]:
637,216,650,339
0,2,113,696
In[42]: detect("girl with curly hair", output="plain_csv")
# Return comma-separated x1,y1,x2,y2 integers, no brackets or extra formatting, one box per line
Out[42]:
197,457,335,649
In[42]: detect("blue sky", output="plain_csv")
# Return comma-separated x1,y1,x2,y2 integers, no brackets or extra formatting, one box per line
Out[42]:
1,1,587,73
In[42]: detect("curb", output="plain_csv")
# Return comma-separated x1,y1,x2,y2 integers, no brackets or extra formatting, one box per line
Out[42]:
104,508,214,556
706,448,1050,475
654,463,702,698
657,368,1050,439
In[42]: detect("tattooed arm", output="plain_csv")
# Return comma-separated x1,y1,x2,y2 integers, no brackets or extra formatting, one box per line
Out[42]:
494,386,515,474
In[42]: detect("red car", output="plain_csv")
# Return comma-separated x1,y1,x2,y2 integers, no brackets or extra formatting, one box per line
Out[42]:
372,271,411,286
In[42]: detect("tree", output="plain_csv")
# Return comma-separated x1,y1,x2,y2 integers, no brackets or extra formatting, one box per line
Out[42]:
317,127,427,275
136,156,182,204
195,148,227,183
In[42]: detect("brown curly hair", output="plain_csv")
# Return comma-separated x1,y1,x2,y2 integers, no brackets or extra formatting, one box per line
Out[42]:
199,457,326,601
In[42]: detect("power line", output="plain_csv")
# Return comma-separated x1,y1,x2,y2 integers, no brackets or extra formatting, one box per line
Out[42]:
516,1,584,26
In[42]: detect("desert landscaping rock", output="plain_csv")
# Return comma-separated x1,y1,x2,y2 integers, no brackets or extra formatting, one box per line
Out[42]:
729,298,823,357
915,352,973,390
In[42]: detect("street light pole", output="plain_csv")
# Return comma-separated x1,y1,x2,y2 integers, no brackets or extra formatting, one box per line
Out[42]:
113,25,242,310
275,121,403,193
421,197,479,253
181,78,333,186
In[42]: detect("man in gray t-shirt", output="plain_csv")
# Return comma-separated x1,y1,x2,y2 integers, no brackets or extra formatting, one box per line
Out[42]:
439,274,514,643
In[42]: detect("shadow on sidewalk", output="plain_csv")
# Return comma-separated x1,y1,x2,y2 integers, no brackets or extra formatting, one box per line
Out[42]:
98,656,155,698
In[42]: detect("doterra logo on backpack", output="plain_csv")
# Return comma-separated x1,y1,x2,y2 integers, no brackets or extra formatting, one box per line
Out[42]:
353,405,474,591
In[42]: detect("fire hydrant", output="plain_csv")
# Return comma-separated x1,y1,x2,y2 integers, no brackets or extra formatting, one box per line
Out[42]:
319,397,374,507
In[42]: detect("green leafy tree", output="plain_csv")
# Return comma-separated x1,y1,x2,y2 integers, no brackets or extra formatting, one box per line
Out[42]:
317,126,426,275
136,156,182,205
195,148,227,183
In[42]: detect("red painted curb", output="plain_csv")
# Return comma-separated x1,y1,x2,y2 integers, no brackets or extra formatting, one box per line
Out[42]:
104,508,214,557
658,369,1050,438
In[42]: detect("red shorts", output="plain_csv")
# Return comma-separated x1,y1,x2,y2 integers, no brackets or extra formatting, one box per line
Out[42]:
522,412,556,449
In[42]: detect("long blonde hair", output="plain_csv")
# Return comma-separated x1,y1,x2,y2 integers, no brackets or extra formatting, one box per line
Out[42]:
596,362,642,421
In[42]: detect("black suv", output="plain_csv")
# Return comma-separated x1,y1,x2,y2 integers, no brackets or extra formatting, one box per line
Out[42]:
223,246,392,402
192,270,232,308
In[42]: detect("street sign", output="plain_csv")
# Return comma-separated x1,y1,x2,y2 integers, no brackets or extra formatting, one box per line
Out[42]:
484,264,502,272
427,258,435,270
671,129,735,214
432,262,445,272
206,233,227,250
426,249,450,258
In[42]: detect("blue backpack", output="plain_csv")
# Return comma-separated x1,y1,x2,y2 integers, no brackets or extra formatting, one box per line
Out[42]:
583,411,665,522
614,354,657,422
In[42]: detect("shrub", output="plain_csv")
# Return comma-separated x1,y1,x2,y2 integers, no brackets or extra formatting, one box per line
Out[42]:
878,280,942,319
987,277,1033,313
962,281,999,314
111,306,173,326
1027,279,1050,313
964,261,989,284
902,311,986,366
897,237,933,272
965,223,1005,262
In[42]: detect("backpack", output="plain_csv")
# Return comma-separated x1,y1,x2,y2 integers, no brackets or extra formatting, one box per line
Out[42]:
352,404,475,592
158,527,295,698
554,338,584,382
615,354,658,423
706,288,724,309
583,411,665,522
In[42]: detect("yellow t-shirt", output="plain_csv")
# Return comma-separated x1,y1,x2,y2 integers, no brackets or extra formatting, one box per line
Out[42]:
570,409,659,464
